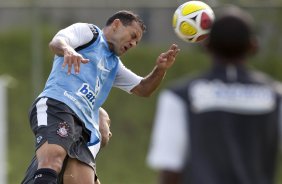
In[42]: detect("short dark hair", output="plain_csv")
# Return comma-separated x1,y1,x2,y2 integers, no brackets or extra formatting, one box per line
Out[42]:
106,10,146,32
206,6,255,59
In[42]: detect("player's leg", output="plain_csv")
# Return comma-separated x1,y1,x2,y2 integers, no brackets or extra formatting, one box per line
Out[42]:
22,154,69,184
29,98,70,183
28,97,87,183
60,137,96,184
33,142,66,184
63,158,95,184
36,141,66,172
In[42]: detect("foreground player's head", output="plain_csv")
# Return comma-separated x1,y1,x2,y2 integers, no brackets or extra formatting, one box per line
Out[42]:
103,10,146,56
99,108,112,148
206,5,257,60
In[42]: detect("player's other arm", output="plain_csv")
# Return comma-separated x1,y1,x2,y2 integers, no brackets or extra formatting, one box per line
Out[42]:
49,23,92,74
131,44,180,97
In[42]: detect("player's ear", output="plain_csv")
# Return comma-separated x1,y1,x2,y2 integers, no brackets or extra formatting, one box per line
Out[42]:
112,19,122,31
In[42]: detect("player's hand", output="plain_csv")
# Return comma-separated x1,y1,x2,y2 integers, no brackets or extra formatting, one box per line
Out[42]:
62,48,89,75
156,44,180,70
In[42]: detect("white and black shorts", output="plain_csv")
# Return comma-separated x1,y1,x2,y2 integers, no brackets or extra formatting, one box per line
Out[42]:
29,97,95,170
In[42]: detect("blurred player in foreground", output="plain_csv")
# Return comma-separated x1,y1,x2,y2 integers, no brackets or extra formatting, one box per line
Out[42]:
23,9,179,184
22,107,112,184
147,5,282,184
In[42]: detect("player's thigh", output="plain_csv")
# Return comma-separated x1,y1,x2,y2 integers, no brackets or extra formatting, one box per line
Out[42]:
36,141,67,172
29,97,94,177
64,158,95,184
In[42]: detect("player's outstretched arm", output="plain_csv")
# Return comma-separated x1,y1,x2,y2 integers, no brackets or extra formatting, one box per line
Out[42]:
131,44,180,97
49,37,89,75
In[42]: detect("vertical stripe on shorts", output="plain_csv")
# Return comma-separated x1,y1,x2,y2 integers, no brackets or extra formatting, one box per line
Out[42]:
36,97,48,126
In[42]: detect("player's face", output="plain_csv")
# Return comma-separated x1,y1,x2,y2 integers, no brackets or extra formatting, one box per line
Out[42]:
99,111,112,148
110,20,143,56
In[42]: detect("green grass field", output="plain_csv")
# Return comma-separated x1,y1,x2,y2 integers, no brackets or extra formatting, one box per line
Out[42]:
1,28,282,184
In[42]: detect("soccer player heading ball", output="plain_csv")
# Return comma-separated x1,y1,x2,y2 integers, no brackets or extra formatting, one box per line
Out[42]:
22,10,179,184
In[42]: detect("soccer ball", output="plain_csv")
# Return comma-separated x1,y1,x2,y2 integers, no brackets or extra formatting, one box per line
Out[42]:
172,1,215,43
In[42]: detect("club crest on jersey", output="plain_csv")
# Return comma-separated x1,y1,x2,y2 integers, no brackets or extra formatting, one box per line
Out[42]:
77,83,99,109
57,122,70,137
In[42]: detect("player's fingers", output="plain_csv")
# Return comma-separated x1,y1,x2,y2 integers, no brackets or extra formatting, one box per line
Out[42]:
172,45,180,52
62,61,67,69
62,56,68,69
168,48,180,59
172,48,180,57
158,55,168,64
169,44,180,56
74,59,80,74
165,50,175,58
81,58,90,64
77,60,81,74
160,45,177,59
63,53,74,68
67,60,72,75
169,44,178,51
159,52,168,60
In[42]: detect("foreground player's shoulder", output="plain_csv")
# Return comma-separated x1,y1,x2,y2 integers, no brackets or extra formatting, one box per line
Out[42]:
249,69,282,95
272,81,282,97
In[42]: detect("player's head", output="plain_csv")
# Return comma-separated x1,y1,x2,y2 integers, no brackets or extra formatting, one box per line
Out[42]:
99,108,112,148
106,10,146,32
103,10,146,56
206,5,257,60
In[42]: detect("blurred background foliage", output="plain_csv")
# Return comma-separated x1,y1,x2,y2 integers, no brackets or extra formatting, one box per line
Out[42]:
0,0,282,183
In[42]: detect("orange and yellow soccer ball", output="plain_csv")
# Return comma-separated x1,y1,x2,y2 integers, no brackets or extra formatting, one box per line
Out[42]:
172,1,215,43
